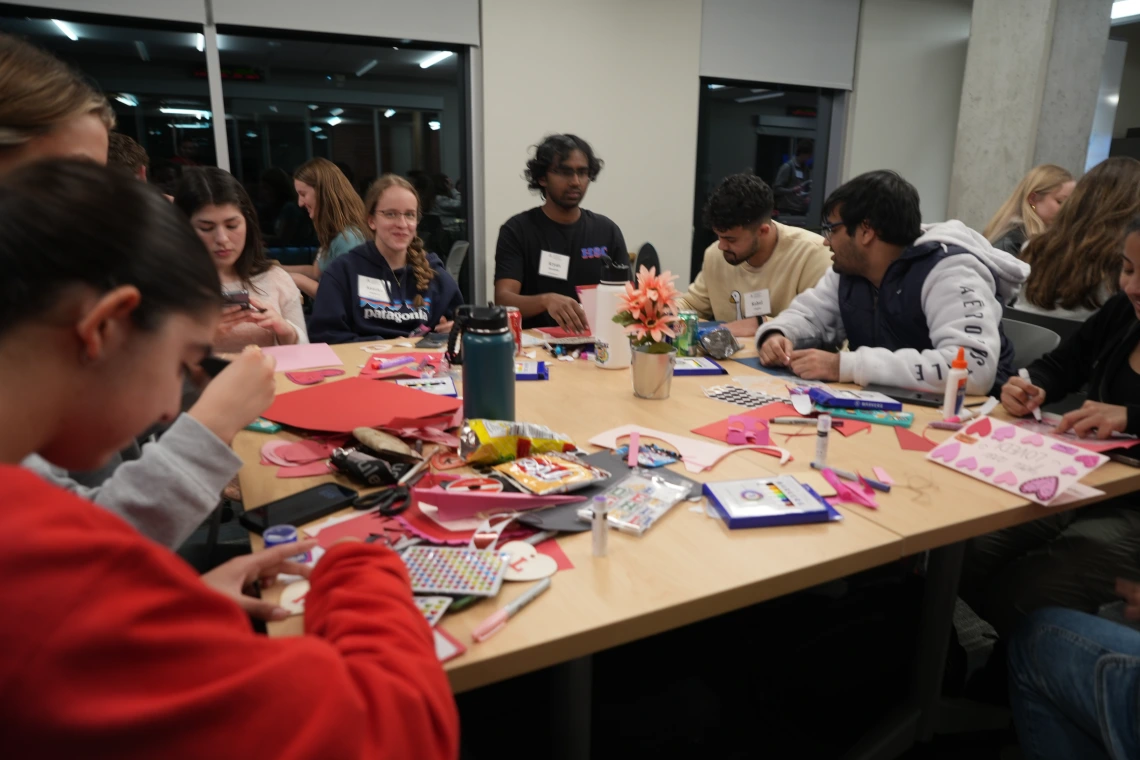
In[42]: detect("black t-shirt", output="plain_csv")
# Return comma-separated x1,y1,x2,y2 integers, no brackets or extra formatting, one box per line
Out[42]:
494,207,627,328
1107,361,1140,407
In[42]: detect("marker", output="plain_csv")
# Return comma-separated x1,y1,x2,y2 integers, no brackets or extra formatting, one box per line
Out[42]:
772,417,844,427
810,462,892,492
813,414,831,468
373,355,417,370
473,577,552,643
1018,368,1043,421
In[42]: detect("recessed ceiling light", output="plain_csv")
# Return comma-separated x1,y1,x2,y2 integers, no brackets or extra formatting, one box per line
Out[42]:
114,94,138,107
160,108,211,119
315,134,328,140
428,120,441,131
269,105,278,113
307,104,319,110
245,131,257,138
195,32,204,52
51,19,78,41
384,109,396,118
327,116,342,126
329,107,344,116
310,126,323,133
355,59,378,77
135,41,149,61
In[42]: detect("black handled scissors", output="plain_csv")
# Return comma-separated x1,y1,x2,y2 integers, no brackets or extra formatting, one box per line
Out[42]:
352,485,410,516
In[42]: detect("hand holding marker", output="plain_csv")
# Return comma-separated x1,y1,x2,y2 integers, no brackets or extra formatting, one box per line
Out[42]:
1018,368,1043,421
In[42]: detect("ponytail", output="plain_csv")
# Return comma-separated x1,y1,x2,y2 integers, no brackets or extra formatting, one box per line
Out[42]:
406,236,436,307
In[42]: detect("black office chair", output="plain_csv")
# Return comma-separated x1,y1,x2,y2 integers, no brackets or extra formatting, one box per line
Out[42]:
1002,318,1061,367
634,243,660,281
1004,305,1083,343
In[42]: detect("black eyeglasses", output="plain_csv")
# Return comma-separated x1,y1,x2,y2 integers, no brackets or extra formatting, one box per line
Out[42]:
819,220,846,240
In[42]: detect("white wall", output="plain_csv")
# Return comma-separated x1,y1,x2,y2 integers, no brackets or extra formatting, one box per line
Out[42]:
480,0,702,296
845,0,972,221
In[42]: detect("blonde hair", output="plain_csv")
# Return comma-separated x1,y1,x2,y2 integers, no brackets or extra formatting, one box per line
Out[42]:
363,174,435,307
1022,156,1140,311
984,164,1073,243
0,33,115,150
292,157,368,261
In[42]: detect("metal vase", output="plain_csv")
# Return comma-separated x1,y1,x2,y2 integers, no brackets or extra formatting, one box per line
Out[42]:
630,345,676,399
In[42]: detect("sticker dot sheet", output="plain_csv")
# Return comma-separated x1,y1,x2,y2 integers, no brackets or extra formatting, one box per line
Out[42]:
703,385,787,409
415,595,453,627
400,546,507,597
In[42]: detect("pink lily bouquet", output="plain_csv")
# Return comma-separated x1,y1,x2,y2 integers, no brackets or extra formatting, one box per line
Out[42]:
613,266,681,353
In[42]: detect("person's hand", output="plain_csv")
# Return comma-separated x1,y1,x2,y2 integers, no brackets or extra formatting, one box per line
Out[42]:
541,293,589,334
188,345,277,444
789,349,841,381
1056,401,1129,439
434,317,454,333
200,540,316,621
725,317,760,338
248,295,298,344
757,333,793,367
1117,578,1140,619
1001,376,1046,417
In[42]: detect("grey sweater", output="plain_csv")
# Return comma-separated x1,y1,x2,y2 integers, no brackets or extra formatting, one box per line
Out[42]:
21,413,242,548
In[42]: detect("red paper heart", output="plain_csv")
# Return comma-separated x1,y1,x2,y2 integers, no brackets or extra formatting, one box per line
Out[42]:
965,418,992,437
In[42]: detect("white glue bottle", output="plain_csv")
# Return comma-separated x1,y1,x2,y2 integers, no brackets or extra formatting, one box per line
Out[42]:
941,347,969,420
594,256,632,370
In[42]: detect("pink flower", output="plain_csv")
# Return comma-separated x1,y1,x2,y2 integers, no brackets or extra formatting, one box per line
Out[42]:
614,265,682,346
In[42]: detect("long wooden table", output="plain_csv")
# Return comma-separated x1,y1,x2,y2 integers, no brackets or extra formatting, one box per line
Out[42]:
236,338,1140,758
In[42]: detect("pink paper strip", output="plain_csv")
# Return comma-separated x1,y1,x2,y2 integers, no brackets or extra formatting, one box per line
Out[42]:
262,343,343,373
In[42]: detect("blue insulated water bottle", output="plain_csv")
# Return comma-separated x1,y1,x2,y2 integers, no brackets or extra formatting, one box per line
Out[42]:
445,305,516,421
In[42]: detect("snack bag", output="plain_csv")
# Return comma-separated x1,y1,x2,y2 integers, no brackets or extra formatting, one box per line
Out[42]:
459,419,576,465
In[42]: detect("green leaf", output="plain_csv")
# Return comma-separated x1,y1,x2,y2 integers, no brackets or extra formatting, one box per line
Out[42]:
612,312,637,326
644,342,675,354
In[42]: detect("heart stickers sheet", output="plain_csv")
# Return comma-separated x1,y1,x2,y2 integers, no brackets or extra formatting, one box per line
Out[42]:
925,416,1108,506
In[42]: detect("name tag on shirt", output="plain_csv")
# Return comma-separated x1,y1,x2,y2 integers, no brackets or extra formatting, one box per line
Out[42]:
794,170,804,180
358,275,391,303
742,289,771,319
538,250,570,281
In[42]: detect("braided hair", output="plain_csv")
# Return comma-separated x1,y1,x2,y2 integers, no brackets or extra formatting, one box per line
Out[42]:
363,174,436,307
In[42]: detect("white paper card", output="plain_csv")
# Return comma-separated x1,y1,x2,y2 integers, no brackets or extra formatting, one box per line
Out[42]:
358,275,390,303
538,250,570,280
742,289,771,319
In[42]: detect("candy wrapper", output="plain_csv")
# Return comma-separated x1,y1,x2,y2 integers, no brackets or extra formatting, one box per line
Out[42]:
493,454,610,495
459,419,576,465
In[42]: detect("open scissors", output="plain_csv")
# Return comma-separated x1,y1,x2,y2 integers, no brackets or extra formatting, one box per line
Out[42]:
352,485,410,516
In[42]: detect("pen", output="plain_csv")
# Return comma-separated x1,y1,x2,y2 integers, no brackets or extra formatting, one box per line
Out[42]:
1018,368,1043,421
473,577,552,643
772,416,844,427
810,461,892,492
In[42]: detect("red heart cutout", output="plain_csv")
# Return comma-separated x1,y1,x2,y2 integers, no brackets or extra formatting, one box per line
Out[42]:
965,418,992,437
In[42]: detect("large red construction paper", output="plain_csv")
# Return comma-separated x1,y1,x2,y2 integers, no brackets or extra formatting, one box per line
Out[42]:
261,376,461,433
692,402,870,442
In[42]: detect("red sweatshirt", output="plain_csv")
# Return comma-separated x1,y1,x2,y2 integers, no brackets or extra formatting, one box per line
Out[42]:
0,466,459,759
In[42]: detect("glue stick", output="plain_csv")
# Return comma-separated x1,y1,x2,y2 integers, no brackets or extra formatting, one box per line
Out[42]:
813,414,831,469
941,348,969,420
592,495,609,558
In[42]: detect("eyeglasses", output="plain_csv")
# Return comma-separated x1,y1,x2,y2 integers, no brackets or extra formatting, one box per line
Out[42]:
376,210,420,223
819,220,846,240
548,166,591,180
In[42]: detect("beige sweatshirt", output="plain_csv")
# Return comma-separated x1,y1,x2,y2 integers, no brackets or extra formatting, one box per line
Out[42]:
676,222,832,321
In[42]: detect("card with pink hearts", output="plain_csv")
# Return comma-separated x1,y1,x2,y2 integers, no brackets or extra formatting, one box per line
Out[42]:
925,416,1109,505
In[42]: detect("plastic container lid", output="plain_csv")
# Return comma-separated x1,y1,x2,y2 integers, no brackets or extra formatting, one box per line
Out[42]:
461,305,508,330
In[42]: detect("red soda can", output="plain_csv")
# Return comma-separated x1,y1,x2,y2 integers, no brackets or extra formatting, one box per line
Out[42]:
505,306,522,355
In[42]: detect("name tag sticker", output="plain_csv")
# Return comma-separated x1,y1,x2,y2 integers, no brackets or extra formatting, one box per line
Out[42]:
742,289,771,319
538,250,570,281
358,275,391,303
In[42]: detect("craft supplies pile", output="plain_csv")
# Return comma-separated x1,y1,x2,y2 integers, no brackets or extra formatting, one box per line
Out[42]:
239,330,1129,661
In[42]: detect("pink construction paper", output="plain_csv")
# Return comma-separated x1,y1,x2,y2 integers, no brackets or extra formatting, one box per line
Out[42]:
590,424,791,472
413,486,585,521
926,416,1109,506
1010,418,1137,454
262,343,343,373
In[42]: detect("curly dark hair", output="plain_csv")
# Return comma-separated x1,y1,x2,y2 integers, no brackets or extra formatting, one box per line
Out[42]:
524,134,603,196
823,170,921,246
702,174,775,231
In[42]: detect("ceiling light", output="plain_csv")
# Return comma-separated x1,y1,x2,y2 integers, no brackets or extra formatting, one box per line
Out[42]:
734,92,785,103
269,105,278,113
707,84,726,90
160,108,211,119
51,19,78,41
315,134,328,140
428,120,441,131
307,104,318,110
310,126,323,133
327,116,342,126
245,131,257,138
419,51,454,69
1108,93,1121,105
114,93,138,107
384,108,396,118
1113,0,1140,21
135,41,150,62
355,59,378,77
329,107,344,116
168,122,211,129
195,32,204,52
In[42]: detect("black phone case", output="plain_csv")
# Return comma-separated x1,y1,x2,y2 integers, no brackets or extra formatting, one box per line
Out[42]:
239,483,359,533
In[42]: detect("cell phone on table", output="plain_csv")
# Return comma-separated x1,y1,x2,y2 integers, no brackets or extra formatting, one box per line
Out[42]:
415,332,448,348
239,483,359,534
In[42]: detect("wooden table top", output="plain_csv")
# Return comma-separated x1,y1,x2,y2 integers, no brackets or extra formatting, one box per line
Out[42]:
234,338,1139,692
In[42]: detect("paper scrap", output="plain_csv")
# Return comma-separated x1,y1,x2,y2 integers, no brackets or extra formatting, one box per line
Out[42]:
262,343,343,373
896,426,937,452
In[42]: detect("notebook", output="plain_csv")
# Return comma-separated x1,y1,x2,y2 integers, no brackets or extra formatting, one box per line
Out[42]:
703,476,840,529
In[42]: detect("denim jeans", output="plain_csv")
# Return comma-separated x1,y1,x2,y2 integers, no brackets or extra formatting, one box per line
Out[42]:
1009,607,1140,760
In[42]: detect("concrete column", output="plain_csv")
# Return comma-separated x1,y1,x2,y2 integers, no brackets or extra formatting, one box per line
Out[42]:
947,0,1112,231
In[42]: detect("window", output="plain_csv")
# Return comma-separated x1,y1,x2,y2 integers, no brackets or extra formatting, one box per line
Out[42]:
0,11,217,190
